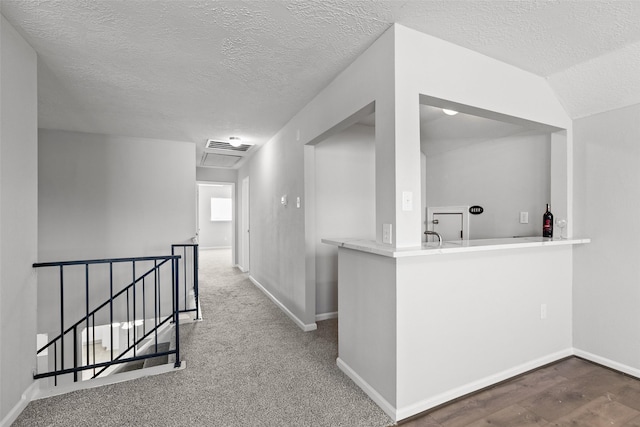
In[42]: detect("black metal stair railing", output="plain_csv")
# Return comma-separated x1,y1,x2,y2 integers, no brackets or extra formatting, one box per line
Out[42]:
33,253,182,386
172,244,200,320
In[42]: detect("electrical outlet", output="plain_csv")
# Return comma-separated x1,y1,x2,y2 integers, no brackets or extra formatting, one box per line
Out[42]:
540,303,547,319
383,224,392,244
520,212,529,224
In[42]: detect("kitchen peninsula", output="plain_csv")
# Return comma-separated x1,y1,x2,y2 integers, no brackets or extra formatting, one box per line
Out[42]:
323,236,589,422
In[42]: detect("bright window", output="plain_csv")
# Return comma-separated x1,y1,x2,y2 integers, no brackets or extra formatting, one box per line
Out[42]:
211,197,232,221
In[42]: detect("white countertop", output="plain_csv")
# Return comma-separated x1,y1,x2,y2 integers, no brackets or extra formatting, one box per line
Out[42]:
321,236,590,258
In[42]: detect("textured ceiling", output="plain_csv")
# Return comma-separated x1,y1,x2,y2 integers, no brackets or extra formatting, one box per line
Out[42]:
2,0,640,167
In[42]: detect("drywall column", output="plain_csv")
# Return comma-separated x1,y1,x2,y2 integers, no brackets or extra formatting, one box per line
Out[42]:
0,15,38,424
392,87,422,248
374,96,397,246
372,26,423,249
550,131,571,237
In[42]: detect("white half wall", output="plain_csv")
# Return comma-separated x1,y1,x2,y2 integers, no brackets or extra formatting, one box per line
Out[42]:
314,124,375,316
336,245,573,422
573,103,640,370
0,15,38,424
396,246,573,416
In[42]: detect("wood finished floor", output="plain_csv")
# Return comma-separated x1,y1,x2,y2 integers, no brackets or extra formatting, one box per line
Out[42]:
398,357,640,427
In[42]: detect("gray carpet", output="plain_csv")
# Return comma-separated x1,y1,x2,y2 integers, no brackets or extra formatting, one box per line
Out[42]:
13,249,392,426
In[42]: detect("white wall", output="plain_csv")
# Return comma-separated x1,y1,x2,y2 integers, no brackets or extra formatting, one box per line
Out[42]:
424,132,551,239
196,166,237,183
39,130,196,261
336,245,573,421
198,184,232,249
315,124,375,316
395,246,573,418
573,103,640,373
37,129,196,336
238,23,572,329
0,15,38,424
395,24,571,247
238,25,395,329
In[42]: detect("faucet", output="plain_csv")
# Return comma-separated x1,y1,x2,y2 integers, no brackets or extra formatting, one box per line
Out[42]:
424,230,443,247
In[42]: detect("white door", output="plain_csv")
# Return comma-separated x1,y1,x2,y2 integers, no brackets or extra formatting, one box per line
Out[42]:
241,177,250,272
426,206,470,243
433,213,463,241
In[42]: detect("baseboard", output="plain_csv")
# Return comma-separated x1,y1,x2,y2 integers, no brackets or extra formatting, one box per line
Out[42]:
315,311,338,321
395,348,573,421
0,380,39,427
336,357,397,421
574,348,640,379
336,348,573,422
34,361,186,401
235,264,248,273
248,275,317,332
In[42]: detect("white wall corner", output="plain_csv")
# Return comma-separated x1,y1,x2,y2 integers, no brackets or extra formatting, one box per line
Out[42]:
315,311,338,322
573,348,640,379
248,276,317,332
0,380,38,427
337,357,397,422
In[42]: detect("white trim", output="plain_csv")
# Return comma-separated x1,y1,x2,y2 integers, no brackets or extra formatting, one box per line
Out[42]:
235,264,248,273
315,311,338,321
395,348,573,421
199,246,232,250
574,348,640,379
34,361,186,401
240,176,250,273
0,381,39,427
337,357,397,421
248,275,317,332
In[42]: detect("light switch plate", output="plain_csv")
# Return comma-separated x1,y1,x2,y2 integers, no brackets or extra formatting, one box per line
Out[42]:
402,191,413,211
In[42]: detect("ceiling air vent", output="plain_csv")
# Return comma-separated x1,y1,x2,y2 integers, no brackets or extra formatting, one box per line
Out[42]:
201,153,242,168
205,139,251,152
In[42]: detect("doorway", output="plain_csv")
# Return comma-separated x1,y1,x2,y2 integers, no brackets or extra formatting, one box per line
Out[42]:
197,183,235,265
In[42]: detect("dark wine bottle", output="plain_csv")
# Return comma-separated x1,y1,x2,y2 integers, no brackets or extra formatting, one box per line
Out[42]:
543,204,553,238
